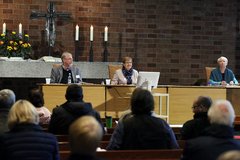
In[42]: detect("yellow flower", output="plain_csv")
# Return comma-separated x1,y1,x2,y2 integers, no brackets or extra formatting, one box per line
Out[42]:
14,42,18,46
1,34,5,37
9,41,14,44
7,46,13,50
19,41,23,44
28,43,31,47
25,34,29,37
13,46,17,50
12,31,16,35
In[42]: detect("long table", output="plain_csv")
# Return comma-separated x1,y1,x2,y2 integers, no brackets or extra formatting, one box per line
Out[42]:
39,84,240,124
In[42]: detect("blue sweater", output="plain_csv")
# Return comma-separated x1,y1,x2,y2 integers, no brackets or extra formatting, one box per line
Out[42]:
209,68,238,85
0,123,59,160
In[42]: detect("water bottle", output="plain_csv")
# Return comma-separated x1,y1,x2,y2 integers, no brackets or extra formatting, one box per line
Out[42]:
68,73,71,84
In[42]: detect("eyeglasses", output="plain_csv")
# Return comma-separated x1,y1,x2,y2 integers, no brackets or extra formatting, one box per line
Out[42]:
192,105,204,109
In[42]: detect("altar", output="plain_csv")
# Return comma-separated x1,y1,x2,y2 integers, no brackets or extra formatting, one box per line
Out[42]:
0,61,120,78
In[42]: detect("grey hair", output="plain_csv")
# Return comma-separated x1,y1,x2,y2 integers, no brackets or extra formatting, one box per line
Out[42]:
0,89,16,108
217,56,228,63
61,51,72,61
208,100,235,127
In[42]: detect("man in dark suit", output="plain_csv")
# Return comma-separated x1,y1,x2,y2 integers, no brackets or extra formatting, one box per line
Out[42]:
181,100,240,160
48,84,103,134
181,96,212,140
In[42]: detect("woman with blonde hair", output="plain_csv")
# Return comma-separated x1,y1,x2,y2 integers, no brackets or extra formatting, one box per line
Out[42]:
0,100,59,160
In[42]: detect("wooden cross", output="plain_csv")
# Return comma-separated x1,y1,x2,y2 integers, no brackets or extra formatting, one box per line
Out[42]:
30,1,71,56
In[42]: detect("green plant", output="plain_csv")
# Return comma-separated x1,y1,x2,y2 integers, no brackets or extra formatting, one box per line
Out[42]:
0,31,32,58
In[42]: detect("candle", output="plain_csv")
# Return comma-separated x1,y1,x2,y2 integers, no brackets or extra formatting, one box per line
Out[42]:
90,25,93,41
2,23,6,34
104,26,108,42
19,23,22,35
75,24,79,41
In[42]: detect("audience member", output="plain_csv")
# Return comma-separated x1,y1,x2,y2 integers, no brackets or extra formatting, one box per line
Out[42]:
111,56,138,85
209,56,238,85
48,84,103,134
218,150,240,160
0,100,59,160
181,96,212,140
107,88,179,150
0,89,15,135
28,88,51,124
68,116,104,160
50,52,82,83
181,100,240,160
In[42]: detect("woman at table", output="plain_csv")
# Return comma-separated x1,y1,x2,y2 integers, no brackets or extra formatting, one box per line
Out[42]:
209,56,238,86
111,56,138,85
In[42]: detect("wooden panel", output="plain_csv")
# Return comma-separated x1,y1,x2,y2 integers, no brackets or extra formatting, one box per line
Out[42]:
105,86,135,118
40,84,105,117
168,87,226,124
226,87,240,115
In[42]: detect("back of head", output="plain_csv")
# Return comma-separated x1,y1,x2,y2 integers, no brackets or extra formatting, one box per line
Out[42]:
193,96,212,113
0,89,15,109
65,84,83,102
28,88,44,108
69,116,103,155
208,100,235,127
131,88,154,115
218,150,240,160
8,100,39,130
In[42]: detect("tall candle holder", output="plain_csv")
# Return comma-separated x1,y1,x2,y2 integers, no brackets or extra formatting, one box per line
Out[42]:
74,40,80,61
89,41,94,62
103,41,108,62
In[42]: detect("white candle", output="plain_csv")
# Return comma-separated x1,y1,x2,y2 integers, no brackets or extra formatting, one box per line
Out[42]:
19,23,22,35
2,23,6,34
75,24,79,41
90,25,93,41
104,26,108,42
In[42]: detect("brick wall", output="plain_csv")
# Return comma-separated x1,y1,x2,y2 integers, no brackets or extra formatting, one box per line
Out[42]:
0,0,240,85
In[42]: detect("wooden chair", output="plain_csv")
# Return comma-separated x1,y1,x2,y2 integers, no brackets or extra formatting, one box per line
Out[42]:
205,67,215,84
108,64,122,79
52,63,61,68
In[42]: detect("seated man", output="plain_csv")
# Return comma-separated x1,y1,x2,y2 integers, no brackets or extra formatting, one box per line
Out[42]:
181,96,212,140
68,116,103,160
48,84,103,134
50,52,82,84
107,88,179,150
181,100,240,160
111,56,138,85
209,56,238,85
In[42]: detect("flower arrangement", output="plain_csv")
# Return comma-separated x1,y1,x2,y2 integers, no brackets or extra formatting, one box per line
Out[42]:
0,31,32,58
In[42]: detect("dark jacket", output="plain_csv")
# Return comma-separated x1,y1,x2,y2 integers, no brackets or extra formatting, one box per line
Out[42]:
0,123,59,160
48,101,103,134
0,108,10,135
181,124,240,160
107,114,179,150
181,112,210,140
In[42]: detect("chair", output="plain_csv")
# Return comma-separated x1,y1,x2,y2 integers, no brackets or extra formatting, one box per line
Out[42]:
53,63,61,68
205,67,215,84
108,64,122,79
